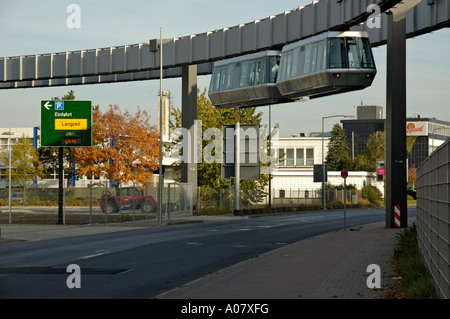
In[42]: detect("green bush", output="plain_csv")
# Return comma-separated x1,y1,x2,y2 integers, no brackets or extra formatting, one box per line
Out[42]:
392,224,439,299
361,185,382,203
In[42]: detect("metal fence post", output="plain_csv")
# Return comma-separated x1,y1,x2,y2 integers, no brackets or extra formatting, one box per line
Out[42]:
89,180,93,225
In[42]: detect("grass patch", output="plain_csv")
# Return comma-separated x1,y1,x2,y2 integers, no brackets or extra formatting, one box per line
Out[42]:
389,223,439,299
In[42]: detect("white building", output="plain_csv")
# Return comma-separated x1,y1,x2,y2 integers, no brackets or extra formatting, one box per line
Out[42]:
0,127,38,189
270,133,384,198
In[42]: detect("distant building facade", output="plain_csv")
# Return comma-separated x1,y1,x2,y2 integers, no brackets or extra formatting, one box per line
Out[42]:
0,127,38,188
341,106,450,169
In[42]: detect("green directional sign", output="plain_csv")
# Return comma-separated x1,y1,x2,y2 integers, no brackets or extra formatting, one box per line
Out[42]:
41,100,92,147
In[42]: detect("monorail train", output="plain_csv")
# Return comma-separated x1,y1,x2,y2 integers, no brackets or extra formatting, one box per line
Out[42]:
208,31,376,108
208,50,291,108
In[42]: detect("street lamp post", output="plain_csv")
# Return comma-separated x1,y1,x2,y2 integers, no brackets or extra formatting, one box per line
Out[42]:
2,130,15,224
321,115,354,210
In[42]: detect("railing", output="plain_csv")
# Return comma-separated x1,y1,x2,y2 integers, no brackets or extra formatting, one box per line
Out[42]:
416,139,450,299
1,182,370,224
197,186,362,214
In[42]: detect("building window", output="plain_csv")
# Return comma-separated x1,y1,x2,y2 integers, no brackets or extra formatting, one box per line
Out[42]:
286,148,294,166
306,148,314,166
296,148,304,166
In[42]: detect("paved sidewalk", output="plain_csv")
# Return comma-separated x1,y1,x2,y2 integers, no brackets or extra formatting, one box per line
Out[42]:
158,220,412,299
0,214,412,299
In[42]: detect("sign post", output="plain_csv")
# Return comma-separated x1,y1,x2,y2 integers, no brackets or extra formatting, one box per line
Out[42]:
341,169,349,231
41,100,92,224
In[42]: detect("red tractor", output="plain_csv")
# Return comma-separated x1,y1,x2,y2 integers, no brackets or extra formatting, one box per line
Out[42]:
100,187,157,214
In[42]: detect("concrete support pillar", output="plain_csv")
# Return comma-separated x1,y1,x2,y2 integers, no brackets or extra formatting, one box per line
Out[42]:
385,12,407,228
181,65,198,208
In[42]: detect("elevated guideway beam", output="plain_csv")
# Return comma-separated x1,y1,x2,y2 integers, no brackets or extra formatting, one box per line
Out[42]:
1,1,448,90
1,0,408,89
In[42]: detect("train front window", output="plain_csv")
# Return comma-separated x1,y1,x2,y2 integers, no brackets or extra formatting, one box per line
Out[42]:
329,38,346,68
347,38,361,68
346,37,375,69
360,38,375,68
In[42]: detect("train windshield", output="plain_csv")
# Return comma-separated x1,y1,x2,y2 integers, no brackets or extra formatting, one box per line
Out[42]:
329,37,375,69
346,37,375,69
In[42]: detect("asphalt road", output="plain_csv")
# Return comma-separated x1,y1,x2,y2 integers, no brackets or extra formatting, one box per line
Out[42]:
0,208,414,299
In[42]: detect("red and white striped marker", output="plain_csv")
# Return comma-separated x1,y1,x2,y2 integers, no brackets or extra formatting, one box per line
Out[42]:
394,205,401,228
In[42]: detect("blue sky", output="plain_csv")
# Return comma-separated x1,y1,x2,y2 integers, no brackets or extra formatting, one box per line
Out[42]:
0,0,449,137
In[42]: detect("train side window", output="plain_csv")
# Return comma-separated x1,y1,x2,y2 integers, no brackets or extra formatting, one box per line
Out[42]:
285,51,293,79
292,48,299,77
278,58,285,81
226,63,235,90
211,67,222,92
219,67,227,90
311,42,318,73
303,44,312,75
329,38,346,68
254,59,263,85
259,59,266,84
249,62,256,85
240,61,250,87
232,62,242,89
298,46,305,75
316,40,326,71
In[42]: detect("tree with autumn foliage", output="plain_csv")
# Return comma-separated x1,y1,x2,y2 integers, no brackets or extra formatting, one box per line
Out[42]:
0,135,44,201
74,105,160,191
169,88,272,206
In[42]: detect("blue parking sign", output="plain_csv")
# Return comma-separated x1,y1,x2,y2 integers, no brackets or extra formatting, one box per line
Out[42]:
55,101,64,110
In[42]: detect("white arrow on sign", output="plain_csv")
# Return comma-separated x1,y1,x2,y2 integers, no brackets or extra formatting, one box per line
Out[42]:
44,101,52,110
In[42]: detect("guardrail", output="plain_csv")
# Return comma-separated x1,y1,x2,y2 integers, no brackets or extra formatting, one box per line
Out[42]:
416,139,450,299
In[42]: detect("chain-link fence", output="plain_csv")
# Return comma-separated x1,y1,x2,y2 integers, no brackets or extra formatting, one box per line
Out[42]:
1,181,365,225
416,139,450,299
167,183,193,219
0,180,165,225
196,186,361,212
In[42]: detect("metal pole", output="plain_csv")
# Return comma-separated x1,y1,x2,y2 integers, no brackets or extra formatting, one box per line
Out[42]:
386,12,407,228
63,176,66,225
158,27,163,223
105,180,108,222
8,131,12,224
89,180,92,225
322,117,325,210
57,147,64,225
132,181,135,221
235,122,240,211
344,178,347,231
269,105,272,209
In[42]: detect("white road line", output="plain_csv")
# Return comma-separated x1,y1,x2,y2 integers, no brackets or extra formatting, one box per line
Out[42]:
80,251,110,260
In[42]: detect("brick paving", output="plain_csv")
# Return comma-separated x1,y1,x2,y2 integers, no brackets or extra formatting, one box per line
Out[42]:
158,221,407,299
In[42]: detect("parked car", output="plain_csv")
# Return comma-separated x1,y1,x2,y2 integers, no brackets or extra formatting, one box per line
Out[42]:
99,187,157,214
